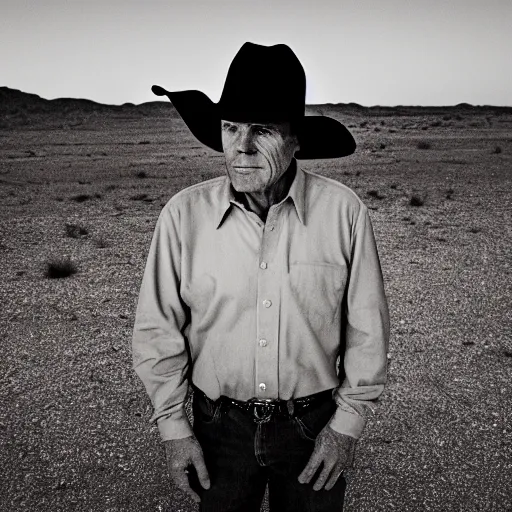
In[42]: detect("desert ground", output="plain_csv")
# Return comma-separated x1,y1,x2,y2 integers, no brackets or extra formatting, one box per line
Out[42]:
0,87,511,511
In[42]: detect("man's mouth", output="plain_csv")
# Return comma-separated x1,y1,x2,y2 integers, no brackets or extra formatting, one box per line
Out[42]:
232,166,262,173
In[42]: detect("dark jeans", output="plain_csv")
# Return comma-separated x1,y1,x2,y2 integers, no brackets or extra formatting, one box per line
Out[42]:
189,390,346,512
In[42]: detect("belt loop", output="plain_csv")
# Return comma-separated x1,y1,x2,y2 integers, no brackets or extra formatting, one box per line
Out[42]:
286,399,295,416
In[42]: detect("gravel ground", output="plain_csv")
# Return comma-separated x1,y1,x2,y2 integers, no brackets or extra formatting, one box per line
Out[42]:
1,103,511,511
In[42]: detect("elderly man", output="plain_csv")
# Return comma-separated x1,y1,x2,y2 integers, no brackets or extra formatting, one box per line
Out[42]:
132,42,389,512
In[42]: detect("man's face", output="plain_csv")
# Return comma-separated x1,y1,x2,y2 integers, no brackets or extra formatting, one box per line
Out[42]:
221,120,300,193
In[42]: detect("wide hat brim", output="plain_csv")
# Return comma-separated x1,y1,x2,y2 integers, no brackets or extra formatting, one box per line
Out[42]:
152,85,356,159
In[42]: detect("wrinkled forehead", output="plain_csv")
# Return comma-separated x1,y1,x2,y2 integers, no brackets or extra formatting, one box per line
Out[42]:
221,119,293,133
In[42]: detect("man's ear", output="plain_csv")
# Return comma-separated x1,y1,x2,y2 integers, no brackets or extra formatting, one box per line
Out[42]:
294,136,301,155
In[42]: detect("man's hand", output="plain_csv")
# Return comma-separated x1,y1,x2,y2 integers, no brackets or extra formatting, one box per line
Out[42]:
298,426,357,491
164,436,210,503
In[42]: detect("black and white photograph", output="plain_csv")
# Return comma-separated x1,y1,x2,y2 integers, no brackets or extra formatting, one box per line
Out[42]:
1,1,511,511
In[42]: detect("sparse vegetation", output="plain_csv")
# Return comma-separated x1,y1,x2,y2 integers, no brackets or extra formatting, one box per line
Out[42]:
410,195,425,207
45,258,77,279
130,193,149,201
136,171,147,178
69,192,101,202
367,190,385,200
417,141,431,150
446,188,455,200
94,237,109,248
65,223,88,238
469,227,481,234
70,194,93,202
138,140,151,145
493,146,502,154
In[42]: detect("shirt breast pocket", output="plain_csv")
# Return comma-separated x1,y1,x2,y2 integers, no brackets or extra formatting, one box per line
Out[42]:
288,262,347,332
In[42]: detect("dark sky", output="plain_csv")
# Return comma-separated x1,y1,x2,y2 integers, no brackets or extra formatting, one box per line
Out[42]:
1,0,511,106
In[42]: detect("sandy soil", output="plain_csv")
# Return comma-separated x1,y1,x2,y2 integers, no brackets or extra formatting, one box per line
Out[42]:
1,90,511,511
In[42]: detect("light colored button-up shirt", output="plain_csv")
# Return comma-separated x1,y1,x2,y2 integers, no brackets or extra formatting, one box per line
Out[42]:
132,165,389,441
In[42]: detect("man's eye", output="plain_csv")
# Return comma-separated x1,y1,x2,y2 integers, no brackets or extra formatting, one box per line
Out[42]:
223,124,237,133
255,127,271,136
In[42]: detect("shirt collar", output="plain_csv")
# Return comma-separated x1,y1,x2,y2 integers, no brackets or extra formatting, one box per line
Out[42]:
215,162,306,229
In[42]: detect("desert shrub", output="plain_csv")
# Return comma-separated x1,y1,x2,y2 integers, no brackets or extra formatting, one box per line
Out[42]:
493,146,502,154
417,141,431,150
104,184,117,191
138,140,151,145
359,121,368,128
70,194,93,202
410,195,425,207
390,184,398,189
469,227,481,234
130,193,149,201
94,237,109,248
379,143,386,150
45,258,77,279
446,188,455,200
136,171,147,178
65,223,88,238
431,121,442,127
367,190,385,200
442,115,451,121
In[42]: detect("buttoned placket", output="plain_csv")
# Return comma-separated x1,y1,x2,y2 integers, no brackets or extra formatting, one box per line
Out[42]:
254,205,282,399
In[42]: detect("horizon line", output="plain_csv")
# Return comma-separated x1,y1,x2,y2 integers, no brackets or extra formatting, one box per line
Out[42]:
2,85,512,110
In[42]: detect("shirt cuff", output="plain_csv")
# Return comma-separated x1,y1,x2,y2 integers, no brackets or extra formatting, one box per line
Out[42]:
328,406,366,439
157,410,194,441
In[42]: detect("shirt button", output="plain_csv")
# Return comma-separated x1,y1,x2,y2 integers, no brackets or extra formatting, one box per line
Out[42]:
262,299,272,308
269,226,275,231
260,261,267,270
259,383,266,392
259,339,268,347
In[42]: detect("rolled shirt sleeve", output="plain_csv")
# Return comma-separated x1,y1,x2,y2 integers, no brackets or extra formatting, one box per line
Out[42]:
132,204,193,441
329,206,390,439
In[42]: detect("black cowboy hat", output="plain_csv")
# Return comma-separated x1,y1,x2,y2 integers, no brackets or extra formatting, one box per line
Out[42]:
152,42,356,159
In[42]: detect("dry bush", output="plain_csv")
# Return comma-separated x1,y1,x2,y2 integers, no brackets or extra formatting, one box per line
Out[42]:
130,193,149,201
70,194,92,202
410,195,425,207
65,223,88,238
45,258,77,279
136,171,147,178
417,141,431,150
367,190,385,200
493,146,502,154
94,237,109,248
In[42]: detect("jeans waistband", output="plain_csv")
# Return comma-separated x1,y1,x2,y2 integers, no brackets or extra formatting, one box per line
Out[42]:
192,384,334,422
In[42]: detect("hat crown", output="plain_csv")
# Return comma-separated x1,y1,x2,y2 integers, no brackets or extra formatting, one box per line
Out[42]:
218,43,306,123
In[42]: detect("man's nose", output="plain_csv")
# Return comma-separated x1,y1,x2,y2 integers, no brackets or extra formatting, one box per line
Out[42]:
236,128,256,154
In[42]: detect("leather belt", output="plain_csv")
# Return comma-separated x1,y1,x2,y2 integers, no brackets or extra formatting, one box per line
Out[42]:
192,384,334,423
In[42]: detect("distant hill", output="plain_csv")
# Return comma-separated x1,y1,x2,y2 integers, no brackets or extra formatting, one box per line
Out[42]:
1,86,511,129
0,87,178,128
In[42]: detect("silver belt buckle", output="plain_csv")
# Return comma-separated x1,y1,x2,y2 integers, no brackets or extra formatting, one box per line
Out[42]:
248,398,275,423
